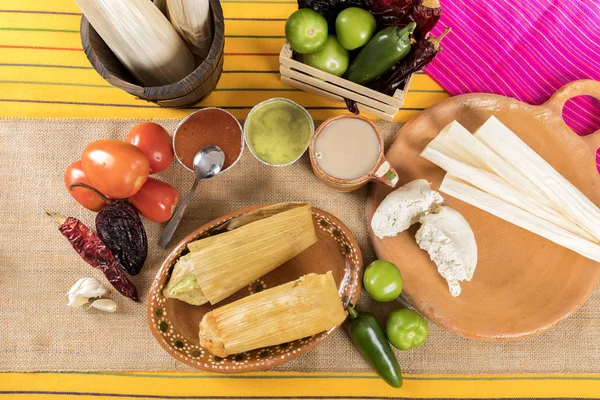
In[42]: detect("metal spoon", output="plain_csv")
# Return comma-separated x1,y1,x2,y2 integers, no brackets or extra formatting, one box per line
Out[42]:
158,145,225,248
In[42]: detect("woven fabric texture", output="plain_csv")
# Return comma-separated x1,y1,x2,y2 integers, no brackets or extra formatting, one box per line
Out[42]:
0,118,598,372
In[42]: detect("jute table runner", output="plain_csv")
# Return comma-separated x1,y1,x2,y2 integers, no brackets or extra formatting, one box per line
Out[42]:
0,118,598,372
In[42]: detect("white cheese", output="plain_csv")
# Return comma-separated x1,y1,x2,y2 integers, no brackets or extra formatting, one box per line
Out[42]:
371,179,444,239
416,206,478,297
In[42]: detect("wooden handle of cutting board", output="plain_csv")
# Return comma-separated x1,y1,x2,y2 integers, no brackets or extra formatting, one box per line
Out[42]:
543,79,600,154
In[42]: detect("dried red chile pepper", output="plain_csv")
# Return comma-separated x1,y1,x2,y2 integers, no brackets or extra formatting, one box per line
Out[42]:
70,182,148,276
344,98,360,114
369,28,450,96
47,212,139,301
411,0,441,39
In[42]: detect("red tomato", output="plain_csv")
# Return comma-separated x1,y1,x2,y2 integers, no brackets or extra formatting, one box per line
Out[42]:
81,140,150,199
129,178,179,223
126,122,174,174
64,161,107,212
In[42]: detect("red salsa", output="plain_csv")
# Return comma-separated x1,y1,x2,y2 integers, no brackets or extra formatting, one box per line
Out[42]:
174,108,243,171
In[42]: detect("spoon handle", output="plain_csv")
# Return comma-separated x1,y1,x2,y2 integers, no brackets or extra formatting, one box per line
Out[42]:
158,179,200,248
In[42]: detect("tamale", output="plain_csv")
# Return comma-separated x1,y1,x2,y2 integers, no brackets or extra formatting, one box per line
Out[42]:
75,0,194,87
162,203,317,305
199,272,346,357
167,0,213,58
162,254,208,305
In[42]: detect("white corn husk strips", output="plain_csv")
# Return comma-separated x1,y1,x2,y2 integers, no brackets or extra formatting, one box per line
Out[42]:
421,117,600,262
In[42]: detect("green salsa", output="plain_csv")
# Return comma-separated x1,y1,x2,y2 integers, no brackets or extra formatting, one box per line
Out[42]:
245,99,313,165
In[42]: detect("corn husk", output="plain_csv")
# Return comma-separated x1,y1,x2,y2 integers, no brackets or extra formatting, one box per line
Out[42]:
167,0,213,58
162,203,317,305
199,272,346,357
75,0,195,86
153,0,168,15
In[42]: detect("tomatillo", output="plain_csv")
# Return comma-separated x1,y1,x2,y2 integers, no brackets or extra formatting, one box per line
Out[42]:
363,260,403,302
385,308,429,350
285,9,328,54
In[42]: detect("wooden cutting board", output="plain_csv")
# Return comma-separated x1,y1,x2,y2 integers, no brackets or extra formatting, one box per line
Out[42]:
366,80,600,340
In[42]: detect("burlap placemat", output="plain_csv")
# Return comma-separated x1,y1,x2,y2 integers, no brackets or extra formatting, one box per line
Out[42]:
0,118,598,372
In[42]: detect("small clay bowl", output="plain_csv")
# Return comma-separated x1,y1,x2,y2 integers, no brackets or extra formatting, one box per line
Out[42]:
243,98,314,167
173,107,244,174
309,115,398,192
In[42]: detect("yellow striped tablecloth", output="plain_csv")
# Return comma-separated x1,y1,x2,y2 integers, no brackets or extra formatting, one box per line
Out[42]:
1,1,598,398
2,373,600,399
0,0,449,121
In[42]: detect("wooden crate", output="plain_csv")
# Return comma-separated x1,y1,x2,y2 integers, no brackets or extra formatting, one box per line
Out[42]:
279,42,413,121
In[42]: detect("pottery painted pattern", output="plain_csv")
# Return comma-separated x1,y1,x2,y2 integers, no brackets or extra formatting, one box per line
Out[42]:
148,209,361,372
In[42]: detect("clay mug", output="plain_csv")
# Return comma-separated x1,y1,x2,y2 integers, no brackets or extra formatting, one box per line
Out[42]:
309,115,399,192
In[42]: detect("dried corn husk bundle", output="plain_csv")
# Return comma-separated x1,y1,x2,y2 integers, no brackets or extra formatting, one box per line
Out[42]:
199,272,346,357
167,0,213,58
75,0,194,87
162,203,317,305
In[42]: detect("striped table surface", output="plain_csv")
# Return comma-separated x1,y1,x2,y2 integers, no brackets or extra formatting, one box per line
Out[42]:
0,0,449,121
2,1,598,398
1,372,600,399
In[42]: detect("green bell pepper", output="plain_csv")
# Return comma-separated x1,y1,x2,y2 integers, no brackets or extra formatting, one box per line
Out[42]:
347,306,403,388
344,22,416,85
385,308,429,350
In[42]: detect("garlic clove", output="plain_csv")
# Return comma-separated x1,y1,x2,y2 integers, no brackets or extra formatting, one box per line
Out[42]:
67,293,89,308
68,277,107,299
89,299,117,313
67,277,88,297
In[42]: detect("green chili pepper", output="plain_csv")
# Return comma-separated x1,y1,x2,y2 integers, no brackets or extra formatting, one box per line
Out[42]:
347,306,403,388
344,22,416,85
385,308,429,350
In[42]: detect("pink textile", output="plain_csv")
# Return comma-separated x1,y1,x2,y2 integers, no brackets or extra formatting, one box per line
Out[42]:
424,0,600,136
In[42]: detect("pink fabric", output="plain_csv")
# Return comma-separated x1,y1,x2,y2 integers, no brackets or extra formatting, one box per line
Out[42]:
424,0,600,136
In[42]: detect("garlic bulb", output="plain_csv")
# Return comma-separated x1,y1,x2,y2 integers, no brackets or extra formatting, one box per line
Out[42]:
89,299,117,313
66,277,107,308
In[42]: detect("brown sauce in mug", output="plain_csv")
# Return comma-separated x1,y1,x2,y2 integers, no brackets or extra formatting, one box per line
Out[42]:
174,108,243,171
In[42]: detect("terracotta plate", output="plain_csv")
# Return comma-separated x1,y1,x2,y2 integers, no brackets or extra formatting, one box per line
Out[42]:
367,80,600,340
148,205,362,372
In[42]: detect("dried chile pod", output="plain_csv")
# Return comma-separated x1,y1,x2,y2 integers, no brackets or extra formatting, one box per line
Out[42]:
410,0,441,40
369,0,415,30
369,28,450,96
70,183,148,275
344,98,360,114
47,211,139,301
96,200,147,275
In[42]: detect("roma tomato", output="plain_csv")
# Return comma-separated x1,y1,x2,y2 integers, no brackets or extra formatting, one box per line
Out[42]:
81,140,150,199
64,161,107,212
129,178,179,223
126,122,174,174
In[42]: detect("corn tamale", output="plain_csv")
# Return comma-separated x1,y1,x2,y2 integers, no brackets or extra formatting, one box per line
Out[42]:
162,203,317,305
199,272,346,357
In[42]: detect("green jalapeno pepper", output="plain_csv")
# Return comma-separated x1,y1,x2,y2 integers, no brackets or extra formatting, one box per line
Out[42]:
385,308,429,350
347,306,403,388
344,22,416,85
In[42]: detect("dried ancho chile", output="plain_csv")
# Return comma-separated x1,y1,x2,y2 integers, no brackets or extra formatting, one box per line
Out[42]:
47,211,139,301
410,0,441,39
71,183,148,275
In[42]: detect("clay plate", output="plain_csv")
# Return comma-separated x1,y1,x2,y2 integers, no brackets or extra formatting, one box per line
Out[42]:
148,205,363,372
367,80,600,340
